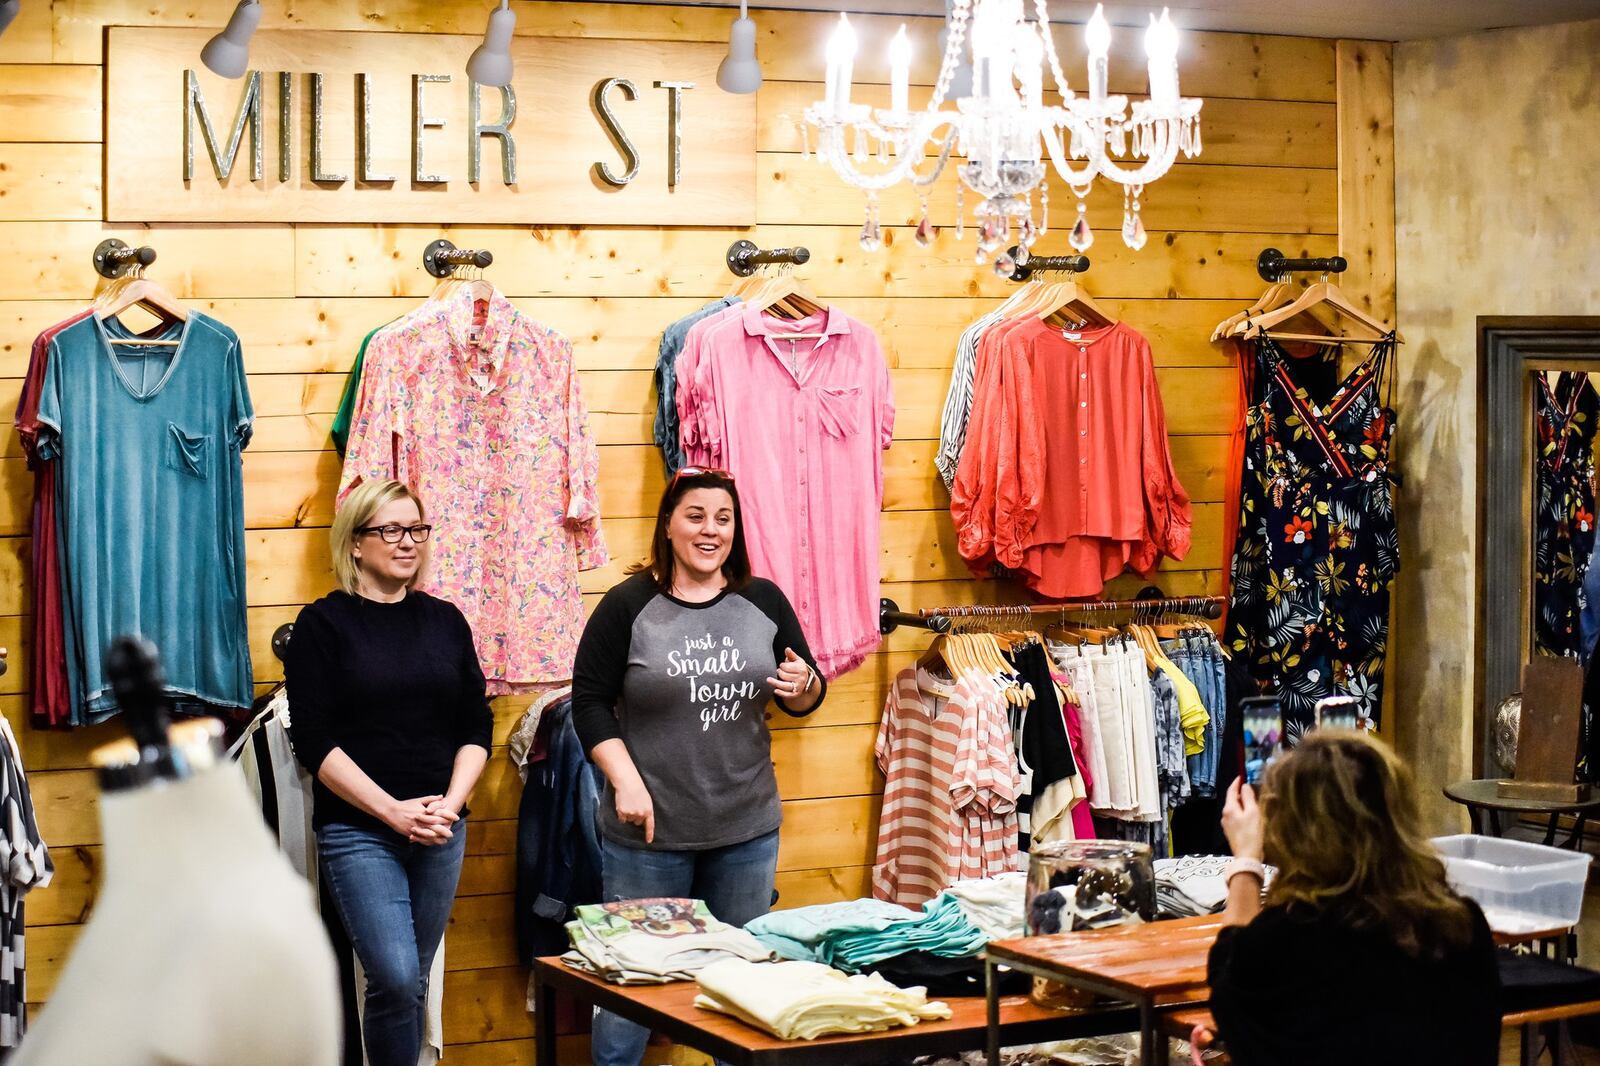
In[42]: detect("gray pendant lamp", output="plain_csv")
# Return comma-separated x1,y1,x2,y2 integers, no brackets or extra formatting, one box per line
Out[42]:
467,0,517,87
716,0,762,95
200,0,262,79
0,1,22,38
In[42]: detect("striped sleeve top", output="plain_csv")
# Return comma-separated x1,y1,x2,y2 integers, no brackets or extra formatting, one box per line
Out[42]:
933,312,1004,488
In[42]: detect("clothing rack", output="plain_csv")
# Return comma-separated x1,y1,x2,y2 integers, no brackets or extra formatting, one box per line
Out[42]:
1255,247,1348,283
423,238,495,278
725,239,811,278
878,594,1224,634
1004,248,1090,283
93,238,157,279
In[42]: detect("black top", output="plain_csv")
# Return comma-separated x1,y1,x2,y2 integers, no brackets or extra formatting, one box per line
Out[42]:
285,589,495,832
571,573,826,849
1208,898,1501,1066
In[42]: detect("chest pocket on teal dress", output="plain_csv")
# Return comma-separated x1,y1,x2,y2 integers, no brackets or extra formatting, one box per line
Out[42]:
165,423,212,480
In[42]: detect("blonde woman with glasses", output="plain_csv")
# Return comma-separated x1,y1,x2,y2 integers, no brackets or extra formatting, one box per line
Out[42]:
286,479,493,1066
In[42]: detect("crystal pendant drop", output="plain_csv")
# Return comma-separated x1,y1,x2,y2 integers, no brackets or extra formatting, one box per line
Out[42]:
1069,213,1094,252
1019,217,1036,247
993,251,1017,278
799,123,811,161
1191,121,1203,155
914,214,935,248
858,214,883,252
1038,185,1049,236
955,185,965,240
978,217,1002,252
1124,212,1148,251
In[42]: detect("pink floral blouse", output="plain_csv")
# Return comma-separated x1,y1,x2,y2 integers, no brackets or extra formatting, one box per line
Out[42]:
676,303,894,677
340,288,607,688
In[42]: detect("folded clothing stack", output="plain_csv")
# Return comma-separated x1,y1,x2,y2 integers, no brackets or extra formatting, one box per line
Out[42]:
942,872,1026,940
745,894,986,972
1154,856,1276,917
563,897,775,984
695,959,953,1040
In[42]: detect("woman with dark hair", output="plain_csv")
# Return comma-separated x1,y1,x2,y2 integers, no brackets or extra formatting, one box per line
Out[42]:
572,467,825,1066
1202,730,1500,1065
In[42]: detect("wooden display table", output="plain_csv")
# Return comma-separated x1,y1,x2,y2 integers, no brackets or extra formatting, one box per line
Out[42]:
983,915,1224,1066
530,955,1143,1066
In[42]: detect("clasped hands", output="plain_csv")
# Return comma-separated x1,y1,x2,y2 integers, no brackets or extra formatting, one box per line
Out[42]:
387,794,460,845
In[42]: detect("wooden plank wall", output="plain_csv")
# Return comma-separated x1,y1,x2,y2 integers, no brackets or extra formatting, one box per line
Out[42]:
0,4,1393,1064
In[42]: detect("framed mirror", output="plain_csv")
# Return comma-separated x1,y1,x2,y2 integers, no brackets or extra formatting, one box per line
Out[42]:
1476,317,1600,776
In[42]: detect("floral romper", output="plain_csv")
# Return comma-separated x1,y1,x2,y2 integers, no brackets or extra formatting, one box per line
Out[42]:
1533,371,1599,660
1225,336,1400,732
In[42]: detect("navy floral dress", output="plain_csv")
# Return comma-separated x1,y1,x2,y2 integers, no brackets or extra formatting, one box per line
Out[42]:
1533,371,1599,660
1225,336,1400,731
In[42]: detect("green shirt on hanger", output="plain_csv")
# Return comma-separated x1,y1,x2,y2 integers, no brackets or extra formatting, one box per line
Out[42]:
330,324,387,457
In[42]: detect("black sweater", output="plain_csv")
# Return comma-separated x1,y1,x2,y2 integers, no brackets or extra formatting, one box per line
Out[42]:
285,589,495,832
1208,898,1501,1066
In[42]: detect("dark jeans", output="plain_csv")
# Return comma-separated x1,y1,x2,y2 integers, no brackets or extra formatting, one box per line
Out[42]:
590,829,780,1066
317,819,467,1066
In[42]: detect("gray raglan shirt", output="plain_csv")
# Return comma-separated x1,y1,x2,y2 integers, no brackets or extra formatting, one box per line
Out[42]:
572,573,826,850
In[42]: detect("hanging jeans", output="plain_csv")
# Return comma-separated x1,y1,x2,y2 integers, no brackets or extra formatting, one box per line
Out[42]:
590,830,780,1066
317,818,467,1066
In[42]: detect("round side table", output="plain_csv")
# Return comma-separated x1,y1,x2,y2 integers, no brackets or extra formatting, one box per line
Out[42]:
1443,779,1600,849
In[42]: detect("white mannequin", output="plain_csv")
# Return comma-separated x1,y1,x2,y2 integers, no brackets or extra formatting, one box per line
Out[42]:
15,719,340,1065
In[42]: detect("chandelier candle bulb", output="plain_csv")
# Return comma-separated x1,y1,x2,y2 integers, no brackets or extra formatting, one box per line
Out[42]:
1145,9,1180,106
1085,4,1111,102
1017,28,1043,110
889,25,911,115
826,14,857,117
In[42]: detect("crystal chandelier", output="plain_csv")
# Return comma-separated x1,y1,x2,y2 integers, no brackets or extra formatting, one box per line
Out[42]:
802,2,1202,274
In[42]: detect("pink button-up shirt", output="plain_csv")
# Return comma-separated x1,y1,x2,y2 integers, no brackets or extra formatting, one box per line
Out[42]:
676,304,894,677
340,288,607,687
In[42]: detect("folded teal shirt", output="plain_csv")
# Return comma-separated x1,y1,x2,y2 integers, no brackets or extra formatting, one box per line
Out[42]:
746,894,986,972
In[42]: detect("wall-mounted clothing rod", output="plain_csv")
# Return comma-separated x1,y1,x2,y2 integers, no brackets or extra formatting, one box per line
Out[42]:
423,238,494,278
1004,248,1090,283
1256,247,1348,283
726,239,811,278
878,595,1225,634
93,238,157,279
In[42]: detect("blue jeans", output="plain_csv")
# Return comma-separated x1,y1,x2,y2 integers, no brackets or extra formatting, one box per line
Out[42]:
590,829,780,1066
317,819,467,1066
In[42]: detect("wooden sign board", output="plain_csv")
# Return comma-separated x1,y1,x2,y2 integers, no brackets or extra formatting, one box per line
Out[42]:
1500,656,1590,802
104,27,756,226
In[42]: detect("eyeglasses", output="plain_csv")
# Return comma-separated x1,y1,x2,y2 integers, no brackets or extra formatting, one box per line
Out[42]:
670,466,735,489
357,523,434,544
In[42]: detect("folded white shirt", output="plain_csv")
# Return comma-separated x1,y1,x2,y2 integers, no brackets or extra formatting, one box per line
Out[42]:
695,959,952,1040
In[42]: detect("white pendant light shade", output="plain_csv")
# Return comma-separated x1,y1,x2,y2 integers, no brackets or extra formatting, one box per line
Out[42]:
0,1,20,39
716,12,762,94
200,0,262,79
467,0,517,87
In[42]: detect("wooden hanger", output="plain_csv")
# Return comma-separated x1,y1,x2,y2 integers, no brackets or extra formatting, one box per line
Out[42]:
755,270,826,330
1035,274,1115,330
96,272,187,346
1242,279,1401,345
1212,279,1295,341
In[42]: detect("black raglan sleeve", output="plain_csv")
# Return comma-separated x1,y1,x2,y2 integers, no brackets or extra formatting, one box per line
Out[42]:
571,574,656,753
740,579,828,717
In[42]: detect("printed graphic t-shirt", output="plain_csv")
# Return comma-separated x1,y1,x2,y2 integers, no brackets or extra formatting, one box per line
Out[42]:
572,573,827,850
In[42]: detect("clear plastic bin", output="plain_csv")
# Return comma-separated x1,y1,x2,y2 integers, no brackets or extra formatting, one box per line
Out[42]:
1432,834,1592,933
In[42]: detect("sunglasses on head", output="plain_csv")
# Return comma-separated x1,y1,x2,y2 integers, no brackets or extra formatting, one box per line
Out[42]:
669,466,736,489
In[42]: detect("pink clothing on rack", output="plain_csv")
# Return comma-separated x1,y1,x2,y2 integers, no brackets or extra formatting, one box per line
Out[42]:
340,287,607,686
873,667,1020,907
1060,694,1098,840
675,303,894,678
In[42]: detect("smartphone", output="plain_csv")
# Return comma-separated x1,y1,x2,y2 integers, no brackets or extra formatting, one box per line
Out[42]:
1314,695,1366,732
1240,695,1282,786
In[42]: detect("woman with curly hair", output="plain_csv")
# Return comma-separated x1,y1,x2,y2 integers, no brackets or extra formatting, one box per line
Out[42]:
1203,731,1500,1065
